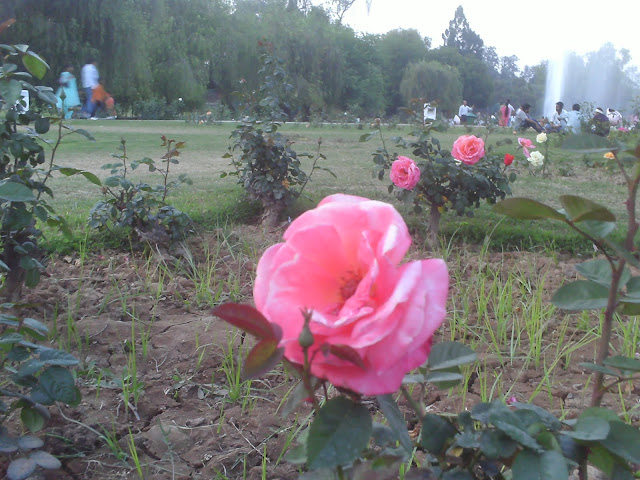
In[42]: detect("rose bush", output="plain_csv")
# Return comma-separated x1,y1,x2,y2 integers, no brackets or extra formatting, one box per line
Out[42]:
390,155,421,190
253,194,449,395
451,135,485,165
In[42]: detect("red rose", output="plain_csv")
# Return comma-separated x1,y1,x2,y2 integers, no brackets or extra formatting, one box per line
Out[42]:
504,154,515,166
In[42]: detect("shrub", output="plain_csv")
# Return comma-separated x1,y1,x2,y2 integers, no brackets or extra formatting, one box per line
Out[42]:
89,136,192,244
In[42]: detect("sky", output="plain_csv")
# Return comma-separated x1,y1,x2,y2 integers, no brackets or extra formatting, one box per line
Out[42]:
340,0,640,72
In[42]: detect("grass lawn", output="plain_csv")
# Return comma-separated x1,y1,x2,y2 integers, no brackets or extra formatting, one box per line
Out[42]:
38,119,635,253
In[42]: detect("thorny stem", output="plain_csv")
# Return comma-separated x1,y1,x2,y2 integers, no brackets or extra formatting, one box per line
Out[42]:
302,346,319,413
591,158,640,407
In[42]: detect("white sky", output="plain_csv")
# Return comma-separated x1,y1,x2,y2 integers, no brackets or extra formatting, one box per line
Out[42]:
341,0,640,72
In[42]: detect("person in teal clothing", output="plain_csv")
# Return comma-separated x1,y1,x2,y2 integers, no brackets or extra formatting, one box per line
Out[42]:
55,64,81,119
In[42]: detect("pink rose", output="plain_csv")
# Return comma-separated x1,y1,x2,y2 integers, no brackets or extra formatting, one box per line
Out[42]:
390,156,421,190
517,137,536,158
253,194,449,395
451,135,485,165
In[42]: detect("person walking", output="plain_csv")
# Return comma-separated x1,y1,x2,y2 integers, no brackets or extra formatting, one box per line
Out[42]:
55,64,81,119
80,58,99,118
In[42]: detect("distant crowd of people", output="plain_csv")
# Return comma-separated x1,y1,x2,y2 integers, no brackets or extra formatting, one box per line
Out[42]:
55,58,116,120
449,98,631,138
502,99,626,137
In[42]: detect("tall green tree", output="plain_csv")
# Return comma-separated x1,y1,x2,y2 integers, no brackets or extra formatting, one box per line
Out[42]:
441,5,484,59
399,60,462,114
376,29,430,114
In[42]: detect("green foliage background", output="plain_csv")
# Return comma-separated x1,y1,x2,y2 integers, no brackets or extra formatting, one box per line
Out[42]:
2,0,638,118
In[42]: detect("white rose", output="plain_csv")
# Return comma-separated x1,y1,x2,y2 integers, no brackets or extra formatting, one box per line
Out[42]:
528,151,544,167
536,132,547,143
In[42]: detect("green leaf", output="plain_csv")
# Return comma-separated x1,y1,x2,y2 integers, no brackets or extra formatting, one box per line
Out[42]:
38,366,77,404
376,394,414,455
241,338,283,380
22,318,48,336
563,415,610,441
478,429,518,459
7,457,37,480
426,341,476,370
212,303,282,341
560,195,616,223
0,181,36,202
73,128,96,141
35,88,58,105
551,280,610,310
575,259,629,288
22,51,49,79
424,370,464,388
38,348,78,366
0,78,23,106
493,198,566,221
307,396,373,469
603,356,640,373
17,435,43,450
579,220,616,239
21,407,46,433
420,414,456,454
601,420,640,464
29,450,61,470
578,362,620,377
34,116,50,134
372,422,397,448
57,168,102,186
511,403,562,431
511,449,568,480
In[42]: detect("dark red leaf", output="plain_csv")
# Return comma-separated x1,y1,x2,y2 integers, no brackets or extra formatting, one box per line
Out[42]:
212,303,282,340
242,338,284,380
321,343,366,370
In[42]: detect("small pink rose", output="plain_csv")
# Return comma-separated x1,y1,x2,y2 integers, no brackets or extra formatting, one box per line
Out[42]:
517,137,536,158
390,156,421,190
451,135,485,165
253,194,449,396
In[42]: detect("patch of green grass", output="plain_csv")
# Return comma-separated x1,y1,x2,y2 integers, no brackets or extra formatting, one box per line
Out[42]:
31,120,637,256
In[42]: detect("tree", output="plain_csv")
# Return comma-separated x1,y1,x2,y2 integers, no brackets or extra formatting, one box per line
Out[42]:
441,5,484,58
377,29,429,114
425,47,493,109
399,61,462,114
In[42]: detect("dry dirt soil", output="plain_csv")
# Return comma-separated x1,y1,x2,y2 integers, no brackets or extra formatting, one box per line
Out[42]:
3,225,639,479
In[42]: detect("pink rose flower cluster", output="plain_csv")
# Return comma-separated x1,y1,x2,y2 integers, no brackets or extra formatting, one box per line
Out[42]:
451,135,485,165
390,156,421,190
253,194,449,395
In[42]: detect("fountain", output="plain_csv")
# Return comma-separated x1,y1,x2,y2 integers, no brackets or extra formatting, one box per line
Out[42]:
543,45,636,118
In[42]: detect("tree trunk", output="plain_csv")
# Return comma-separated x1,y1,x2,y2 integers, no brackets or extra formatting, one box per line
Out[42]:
428,204,441,249
1,242,24,303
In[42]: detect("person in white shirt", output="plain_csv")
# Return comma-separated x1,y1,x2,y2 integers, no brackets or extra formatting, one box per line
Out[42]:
458,100,472,124
80,58,99,118
545,101,568,133
607,108,622,126
566,104,583,133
